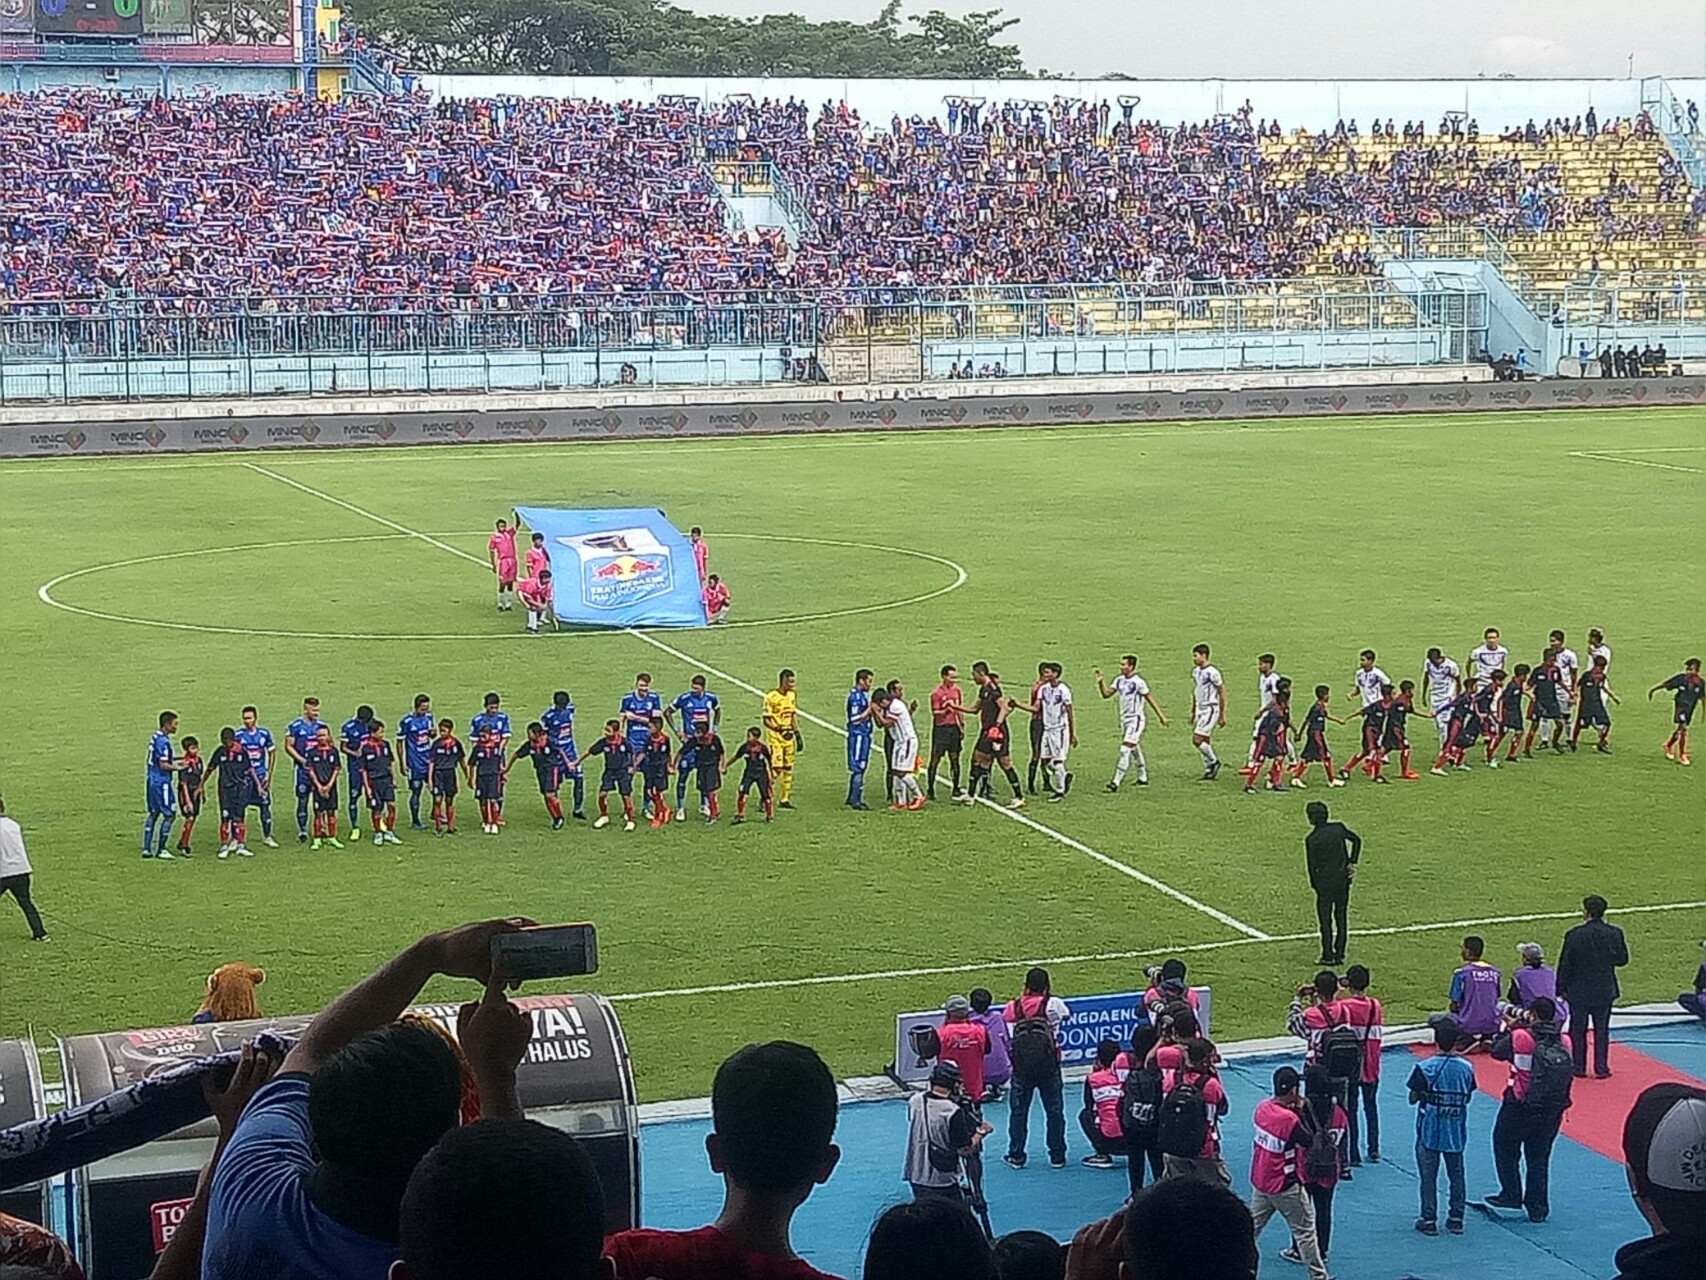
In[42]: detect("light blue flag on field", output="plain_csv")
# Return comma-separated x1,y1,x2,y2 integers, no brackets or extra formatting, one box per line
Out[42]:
512,507,705,629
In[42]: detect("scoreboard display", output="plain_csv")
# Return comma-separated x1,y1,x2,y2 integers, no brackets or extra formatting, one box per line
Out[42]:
35,0,143,36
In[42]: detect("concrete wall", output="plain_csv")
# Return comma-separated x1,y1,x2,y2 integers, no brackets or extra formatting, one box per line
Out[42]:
2,64,296,94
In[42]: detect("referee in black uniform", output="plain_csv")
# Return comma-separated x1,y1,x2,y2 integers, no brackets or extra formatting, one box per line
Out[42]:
1305,801,1361,965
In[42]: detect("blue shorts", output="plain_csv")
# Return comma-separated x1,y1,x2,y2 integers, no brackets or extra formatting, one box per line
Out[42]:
146,779,176,817
408,765,430,785
246,778,272,809
847,732,872,772
296,767,313,797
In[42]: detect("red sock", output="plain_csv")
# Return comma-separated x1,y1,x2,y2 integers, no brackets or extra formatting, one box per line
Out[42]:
623,796,635,821
736,792,747,816
1268,760,1282,786
235,822,247,845
1400,747,1411,774
709,794,720,819
546,795,563,820
1371,752,1385,780
1523,728,1537,751
1343,753,1363,773
598,794,609,817
764,792,775,818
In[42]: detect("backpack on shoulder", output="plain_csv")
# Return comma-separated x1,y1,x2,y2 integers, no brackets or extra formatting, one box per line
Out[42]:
1157,1073,1210,1158
1524,1028,1574,1115
1121,1063,1164,1138
1320,1014,1362,1082
1009,996,1058,1081
1301,1111,1340,1184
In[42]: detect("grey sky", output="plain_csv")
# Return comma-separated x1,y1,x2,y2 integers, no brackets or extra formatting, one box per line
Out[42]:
681,0,1706,81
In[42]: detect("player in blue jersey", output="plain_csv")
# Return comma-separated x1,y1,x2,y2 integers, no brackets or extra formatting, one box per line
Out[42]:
340,704,374,837
619,673,663,815
541,690,585,820
144,710,183,859
282,696,324,842
471,692,513,822
234,706,279,847
396,694,436,830
845,669,876,809
666,675,720,819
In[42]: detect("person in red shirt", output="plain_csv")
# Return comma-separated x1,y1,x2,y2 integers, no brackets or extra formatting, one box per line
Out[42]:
1248,1067,1329,1280
1160,1037,1230,1184
1336,964,1385,1164
926,665,965,801
935,995,990,1102
1079,1038,1128,1169
604,1042,844,1280
1290,1065,1349,1267
702,574,731,625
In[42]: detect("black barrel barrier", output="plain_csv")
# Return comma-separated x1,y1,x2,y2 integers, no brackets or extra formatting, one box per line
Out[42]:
0,1037,51,1227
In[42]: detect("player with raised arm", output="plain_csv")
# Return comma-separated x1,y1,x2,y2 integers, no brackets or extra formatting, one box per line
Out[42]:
1096,654,1168,790
1570,654,1619,754
429,719,465,835
1549,630,1580,751
926,665,966,802
667,675,720,819
963,662,1027,806
397,694,436,831
763,669,800,809
467,726,505,834
511,723,569,830
208,726,259,859
340,704,374,838
846,669,877,810
283,697,323,843
1421,648,1462,748
1190,644,1227,781
541,690,585,821
1488,664,1530,764
641,718,674,828
1292,686,1347,788
488,518,518,612
1469,628,1509,686
1650,657,1703,765
175,735,204,857
303,724,344,849
144,710,183,860
234,706,279,848
359,720,401,846
732,727,776,825
583,720,639,831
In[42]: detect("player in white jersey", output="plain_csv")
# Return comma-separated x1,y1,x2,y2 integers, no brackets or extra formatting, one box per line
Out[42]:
1549,628,1580,749
1190,644,1226,781
1353,650,1390,707
1469,628,1509,685
882,681,924,809
1587,628,1611,672
1421,647,1463,745
1016,663,1076,800
1095,655,1168,789
1249,654,1287,766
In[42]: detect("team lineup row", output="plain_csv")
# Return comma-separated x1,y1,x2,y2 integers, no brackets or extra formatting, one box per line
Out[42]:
133,631,1703,860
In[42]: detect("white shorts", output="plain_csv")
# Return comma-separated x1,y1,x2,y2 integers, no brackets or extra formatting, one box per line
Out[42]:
1557,689,1573,717
1193,705,1219,737
1041,725,1070,760
890,737,918,772
1431,706,1453,742
1120,716,1146,745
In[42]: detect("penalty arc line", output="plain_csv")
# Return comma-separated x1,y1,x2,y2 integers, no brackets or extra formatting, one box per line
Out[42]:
601,899,1706,1003
241,464,1267,940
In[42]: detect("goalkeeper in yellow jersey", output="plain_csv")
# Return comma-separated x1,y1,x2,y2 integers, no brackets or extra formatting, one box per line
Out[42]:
763,668,801,808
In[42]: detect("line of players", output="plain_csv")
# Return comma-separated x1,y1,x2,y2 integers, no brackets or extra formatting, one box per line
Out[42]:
139,671,805,859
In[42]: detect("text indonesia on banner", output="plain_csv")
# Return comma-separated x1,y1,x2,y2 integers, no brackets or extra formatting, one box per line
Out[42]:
512,507,707,629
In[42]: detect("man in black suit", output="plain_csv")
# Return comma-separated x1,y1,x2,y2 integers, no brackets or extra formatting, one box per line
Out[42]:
1304,801,1361,966
1556,894,1629,1079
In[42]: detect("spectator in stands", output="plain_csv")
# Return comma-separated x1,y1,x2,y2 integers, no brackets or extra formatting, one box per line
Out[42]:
1485,995,1573,1222
0,796,48,943
1612,1083,1706,1280
969,988,1012,1103
1408,1017,1475,1236
1447,935,1503,1047
937,995,991,1103
1336,964,1383,1164
1600,346,1615,377
1679,940,1706,1024
1065,1177,1257,1280
862,1197,992,1280
201,918,537,1280
193,963,266,1024
1247,1067,1328,1280
1557,893,1629,1079
1002,968,1070,1170
393,1119,607,1280
1078,1039,1128,1169
991,1230,1063,1280
605,1041,842,1280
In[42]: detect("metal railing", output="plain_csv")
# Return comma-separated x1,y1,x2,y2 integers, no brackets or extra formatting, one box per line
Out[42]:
0,278,1485,404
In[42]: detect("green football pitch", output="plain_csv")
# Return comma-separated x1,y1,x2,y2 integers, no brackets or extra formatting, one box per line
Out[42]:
0,406,1701,1101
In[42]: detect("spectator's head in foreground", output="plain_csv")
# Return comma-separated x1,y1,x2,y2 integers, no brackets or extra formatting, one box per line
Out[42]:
1122,1177,1257,1280
309,1021,463,1226
992,1229,1065,1280
392,1118,609,1280
708,1041,841,1207
864,1197,993,1280
1622,1083,1706,1239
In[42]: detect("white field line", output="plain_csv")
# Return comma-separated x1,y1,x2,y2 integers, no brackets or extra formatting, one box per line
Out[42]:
602,899,1706,1003
5,403,1704,473
242,465,1268,939
1568,450,1704,474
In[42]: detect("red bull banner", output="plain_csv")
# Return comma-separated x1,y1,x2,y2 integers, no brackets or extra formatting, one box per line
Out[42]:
513,507,707,628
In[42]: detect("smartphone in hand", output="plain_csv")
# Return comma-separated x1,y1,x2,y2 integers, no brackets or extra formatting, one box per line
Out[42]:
492,923,599,981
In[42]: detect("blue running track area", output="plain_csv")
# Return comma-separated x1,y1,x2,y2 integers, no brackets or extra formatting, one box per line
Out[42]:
637,1021,1706,1279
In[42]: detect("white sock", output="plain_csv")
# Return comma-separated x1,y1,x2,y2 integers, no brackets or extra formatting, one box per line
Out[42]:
1051,761,1067,792
1114,746,1132,784
1132,743,1147,781
1199,740,1218,765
